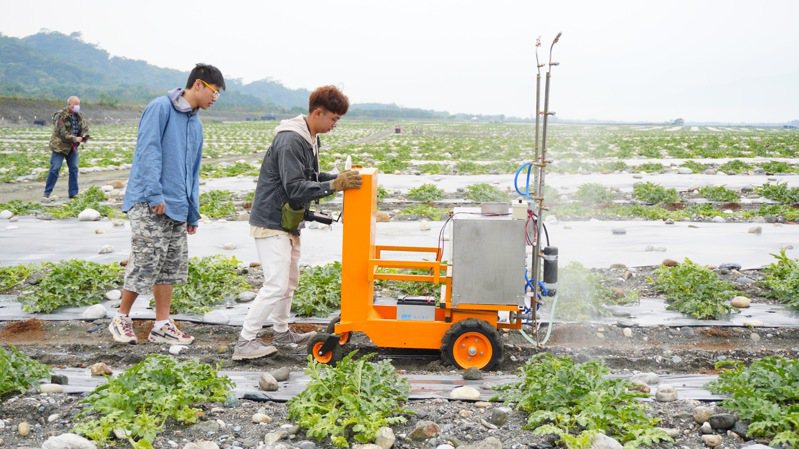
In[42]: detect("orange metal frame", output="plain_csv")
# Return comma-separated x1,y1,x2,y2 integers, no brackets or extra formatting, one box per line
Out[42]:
334,168,520,351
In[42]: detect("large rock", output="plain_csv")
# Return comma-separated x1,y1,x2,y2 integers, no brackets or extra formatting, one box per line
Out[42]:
589,433,623,449
630,372,660,385
78,208,102,221
655,384,677,402
487,406,512,427
0,210,13,219
105,289,122,301
82,304,107,320
39,383,65,394
731,296,751,308
701,434,722,447
42,433,97,449
271,366,290,382
90,362,113,376
375,426,395,449
462,367,482,380
693,405,716,424
251,413,272,424
450,386,481,400
182,442,220,449
708,413,737,430
408,421,439,441
459,437,503,449
237,291,256,303
259,373,279,391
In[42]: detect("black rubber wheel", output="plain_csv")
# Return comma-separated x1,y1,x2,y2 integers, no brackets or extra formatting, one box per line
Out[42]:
307,333,343,366
325,313,351,345
440,318,503,370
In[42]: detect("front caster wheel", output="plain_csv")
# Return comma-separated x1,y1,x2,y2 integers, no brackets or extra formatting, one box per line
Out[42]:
307,333,343,366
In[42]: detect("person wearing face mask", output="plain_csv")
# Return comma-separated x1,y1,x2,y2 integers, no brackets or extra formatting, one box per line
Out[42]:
232,85,362,360
45,96,89,200
107,64,225,346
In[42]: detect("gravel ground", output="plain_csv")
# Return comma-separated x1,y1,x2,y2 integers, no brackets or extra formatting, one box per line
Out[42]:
1,311,796,449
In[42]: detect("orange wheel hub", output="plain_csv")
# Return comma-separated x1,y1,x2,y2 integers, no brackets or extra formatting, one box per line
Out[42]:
338,332,351,345
312,341,333,364
452,331,493,369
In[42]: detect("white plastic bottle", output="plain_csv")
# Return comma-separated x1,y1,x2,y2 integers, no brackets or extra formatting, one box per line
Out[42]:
345,155,353,171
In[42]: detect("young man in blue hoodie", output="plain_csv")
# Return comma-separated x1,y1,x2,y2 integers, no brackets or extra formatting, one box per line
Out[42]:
233,85,362,360
108,64,225,345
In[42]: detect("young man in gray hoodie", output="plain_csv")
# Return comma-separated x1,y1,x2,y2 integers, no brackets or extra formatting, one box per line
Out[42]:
233,85,362,360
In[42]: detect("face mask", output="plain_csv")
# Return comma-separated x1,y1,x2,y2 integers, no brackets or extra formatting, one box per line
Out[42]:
72,105,80,113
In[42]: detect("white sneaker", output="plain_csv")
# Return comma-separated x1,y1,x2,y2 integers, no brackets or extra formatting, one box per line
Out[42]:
108,315,137,344
148,320,194,345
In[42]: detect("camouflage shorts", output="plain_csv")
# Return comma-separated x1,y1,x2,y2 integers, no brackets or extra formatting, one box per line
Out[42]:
123,203,188,293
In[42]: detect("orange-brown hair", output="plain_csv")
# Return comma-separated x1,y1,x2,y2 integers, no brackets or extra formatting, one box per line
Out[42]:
309,85,349,115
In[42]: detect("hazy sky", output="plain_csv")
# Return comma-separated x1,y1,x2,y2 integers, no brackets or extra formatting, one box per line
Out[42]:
2,0,797,123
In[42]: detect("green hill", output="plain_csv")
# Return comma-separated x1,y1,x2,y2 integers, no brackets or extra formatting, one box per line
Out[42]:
0,31,456,119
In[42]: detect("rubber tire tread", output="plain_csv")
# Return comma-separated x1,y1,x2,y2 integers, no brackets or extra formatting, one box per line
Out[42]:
440,318,503,371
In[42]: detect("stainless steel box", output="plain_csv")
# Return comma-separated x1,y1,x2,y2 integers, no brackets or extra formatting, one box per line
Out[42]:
451,213,526,307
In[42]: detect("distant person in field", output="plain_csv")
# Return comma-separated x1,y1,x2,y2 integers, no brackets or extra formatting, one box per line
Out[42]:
44,96,88,200
107,63,225,346
232,85,362,360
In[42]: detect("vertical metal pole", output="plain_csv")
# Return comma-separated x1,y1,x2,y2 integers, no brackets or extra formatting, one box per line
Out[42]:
530,32,561,343
530,38,542,326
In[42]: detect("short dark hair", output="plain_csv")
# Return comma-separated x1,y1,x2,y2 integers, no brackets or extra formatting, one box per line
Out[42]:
309,85,349,115
186,63,226,90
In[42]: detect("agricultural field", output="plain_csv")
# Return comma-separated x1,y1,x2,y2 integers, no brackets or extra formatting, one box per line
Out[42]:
2,120,799,449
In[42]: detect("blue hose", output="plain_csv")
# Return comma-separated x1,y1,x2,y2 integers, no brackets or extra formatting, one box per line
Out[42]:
514,162,534,199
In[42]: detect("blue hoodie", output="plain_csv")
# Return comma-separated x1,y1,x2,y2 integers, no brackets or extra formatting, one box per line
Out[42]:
123,88,203,226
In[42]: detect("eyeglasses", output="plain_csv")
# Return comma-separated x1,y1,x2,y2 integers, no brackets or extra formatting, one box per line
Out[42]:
200,80,220,98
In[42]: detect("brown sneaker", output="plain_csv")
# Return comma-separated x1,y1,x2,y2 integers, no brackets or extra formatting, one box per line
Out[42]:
232,337,278,360
272,329,317,346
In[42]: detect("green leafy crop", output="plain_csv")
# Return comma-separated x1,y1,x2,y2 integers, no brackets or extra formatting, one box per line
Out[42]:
171,255,250,314
650,258,737,319
573,183,615,206
74,354,233,449
0,345,51,399
0,264,33,292
18,260,123,313
293,262,342,317
407,183,444,202
760,249,799,310
632,182,680,205
465,183,508,202
719,159,752,174
0,200,44,216
493,353,670,449
756,182,799,205
49,185,117,219
199,189,238,218
708,357,799,448
288,352,411,448
698,185,740,203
